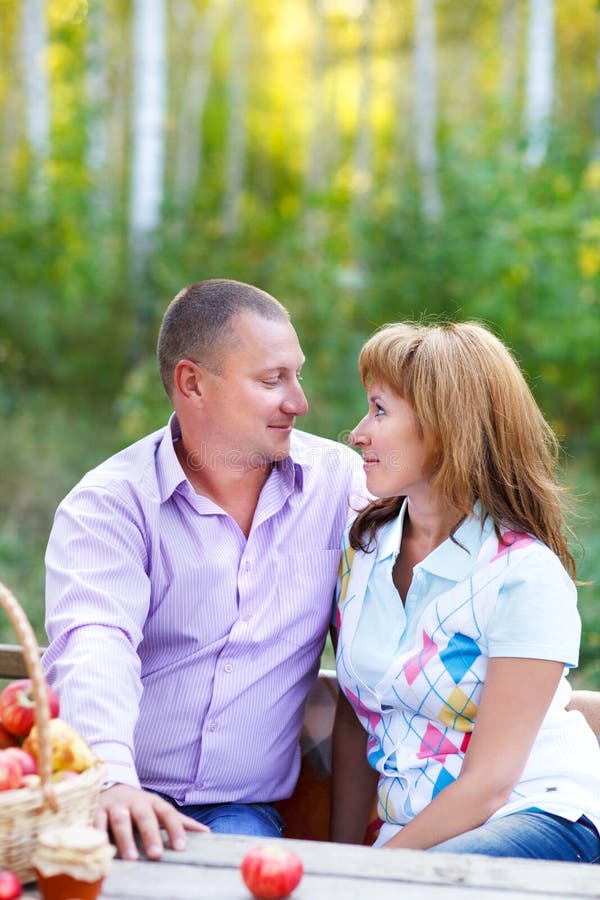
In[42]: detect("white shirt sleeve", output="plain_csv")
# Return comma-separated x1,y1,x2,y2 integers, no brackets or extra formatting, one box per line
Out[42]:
487,543,580,667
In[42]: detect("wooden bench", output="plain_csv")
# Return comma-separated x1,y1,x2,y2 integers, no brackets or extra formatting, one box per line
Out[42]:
0,643,39,680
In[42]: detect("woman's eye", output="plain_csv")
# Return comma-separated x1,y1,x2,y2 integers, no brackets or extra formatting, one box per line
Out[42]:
374,403,385,417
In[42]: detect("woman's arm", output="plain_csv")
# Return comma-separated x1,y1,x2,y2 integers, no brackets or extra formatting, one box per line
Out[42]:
382,656,564,850
330,690,379,844
567,690,600,739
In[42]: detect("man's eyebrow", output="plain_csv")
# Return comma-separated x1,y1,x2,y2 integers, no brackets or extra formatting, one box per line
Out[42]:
259,361,305,372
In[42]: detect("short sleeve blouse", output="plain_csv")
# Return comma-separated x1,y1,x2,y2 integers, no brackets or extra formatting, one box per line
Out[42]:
349,502,579,692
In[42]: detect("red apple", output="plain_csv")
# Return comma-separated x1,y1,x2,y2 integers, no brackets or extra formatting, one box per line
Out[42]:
240,845,303,900
2,747,37,776
0,679,59,738
0,719,18,749
0,870,21,900
0,751,22,791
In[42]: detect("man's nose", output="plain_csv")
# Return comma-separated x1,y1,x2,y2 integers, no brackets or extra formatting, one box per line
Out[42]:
282,381,308,417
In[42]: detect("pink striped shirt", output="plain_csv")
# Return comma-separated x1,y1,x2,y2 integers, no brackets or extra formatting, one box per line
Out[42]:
44,416,363,804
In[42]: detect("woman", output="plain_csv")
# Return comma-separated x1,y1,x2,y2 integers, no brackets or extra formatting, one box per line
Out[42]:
330,321,600,861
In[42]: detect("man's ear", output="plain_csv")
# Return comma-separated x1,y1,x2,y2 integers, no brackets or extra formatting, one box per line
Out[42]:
173,359,204,402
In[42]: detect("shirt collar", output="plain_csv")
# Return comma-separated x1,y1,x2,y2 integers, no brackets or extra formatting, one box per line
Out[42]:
273,451,304,492
375,498,494,582
377,500,408,562
156,413,188,503
421,509,494,581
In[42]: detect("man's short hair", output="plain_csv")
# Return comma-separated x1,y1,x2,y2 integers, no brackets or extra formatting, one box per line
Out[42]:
157,279,290,398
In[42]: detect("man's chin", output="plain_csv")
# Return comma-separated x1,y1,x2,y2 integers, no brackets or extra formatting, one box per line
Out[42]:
244,445,291,468
266,444,292,464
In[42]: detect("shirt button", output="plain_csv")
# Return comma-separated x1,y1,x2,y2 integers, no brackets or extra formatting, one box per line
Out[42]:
224,663,233,673
209,722,218,732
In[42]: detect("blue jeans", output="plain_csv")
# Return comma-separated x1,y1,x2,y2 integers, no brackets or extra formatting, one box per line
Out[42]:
429,810,600,862
157,792,285,838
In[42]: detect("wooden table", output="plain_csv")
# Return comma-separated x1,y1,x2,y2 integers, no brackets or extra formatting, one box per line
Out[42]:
92,832,600,900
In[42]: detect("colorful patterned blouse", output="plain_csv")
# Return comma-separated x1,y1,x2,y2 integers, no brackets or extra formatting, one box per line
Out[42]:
335,501,600,842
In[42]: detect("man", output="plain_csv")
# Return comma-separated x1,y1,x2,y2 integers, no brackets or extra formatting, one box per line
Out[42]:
44,279,363,862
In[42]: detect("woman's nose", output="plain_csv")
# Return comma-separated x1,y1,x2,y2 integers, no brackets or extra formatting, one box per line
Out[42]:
349,422,368,447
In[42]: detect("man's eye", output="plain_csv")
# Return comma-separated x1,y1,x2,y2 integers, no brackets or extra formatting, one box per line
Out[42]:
374,403,385,417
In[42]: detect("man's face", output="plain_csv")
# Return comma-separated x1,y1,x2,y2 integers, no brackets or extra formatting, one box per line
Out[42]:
190,312,308,471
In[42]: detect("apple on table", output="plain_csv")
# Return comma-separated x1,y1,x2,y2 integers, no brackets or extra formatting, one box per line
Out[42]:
0,870,21,900
240,845,304,900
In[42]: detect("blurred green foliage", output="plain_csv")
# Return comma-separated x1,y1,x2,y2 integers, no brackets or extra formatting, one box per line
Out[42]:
0,0,598,684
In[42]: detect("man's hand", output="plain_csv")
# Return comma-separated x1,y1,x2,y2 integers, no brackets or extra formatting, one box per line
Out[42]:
95,783,209,861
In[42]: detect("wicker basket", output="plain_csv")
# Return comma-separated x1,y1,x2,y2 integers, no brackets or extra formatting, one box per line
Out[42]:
0,581,105,883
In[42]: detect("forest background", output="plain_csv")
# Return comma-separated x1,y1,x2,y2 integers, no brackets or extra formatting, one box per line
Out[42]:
1,0,599,685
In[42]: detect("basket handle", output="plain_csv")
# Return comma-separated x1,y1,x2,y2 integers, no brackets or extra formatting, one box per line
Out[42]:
0,581,57,812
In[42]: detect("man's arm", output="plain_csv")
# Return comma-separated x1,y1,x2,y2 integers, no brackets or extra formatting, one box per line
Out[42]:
44,488,150,785
45,487,208,859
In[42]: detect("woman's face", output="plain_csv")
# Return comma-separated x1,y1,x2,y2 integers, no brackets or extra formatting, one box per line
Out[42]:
350,381,431,499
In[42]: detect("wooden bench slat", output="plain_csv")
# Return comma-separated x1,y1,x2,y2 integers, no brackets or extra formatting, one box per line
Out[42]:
0,643,45,680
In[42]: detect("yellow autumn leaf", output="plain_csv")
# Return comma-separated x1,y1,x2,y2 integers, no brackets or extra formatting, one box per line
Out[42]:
578,246,600,279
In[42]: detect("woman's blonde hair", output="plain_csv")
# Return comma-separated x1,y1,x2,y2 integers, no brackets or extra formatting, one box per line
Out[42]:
349,321,576,577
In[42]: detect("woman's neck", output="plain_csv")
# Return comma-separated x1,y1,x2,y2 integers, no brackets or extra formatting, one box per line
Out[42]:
402,495,462,558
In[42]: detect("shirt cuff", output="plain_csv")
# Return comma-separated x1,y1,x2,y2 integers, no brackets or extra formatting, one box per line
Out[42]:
92,741,141,790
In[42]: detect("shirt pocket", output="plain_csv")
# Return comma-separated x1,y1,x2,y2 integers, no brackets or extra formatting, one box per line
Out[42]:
273,549,341,647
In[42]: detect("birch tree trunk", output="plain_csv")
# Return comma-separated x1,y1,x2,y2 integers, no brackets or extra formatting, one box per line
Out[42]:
305,0,328,198
221,0,249,236
85,2,109,211
413,0,442,222
129,0,167,269
523,0,555,169
303,0,330,248
172,0,232,209
500,0,521,109
106,10,131,224
350,0,375,220
21,0,50,166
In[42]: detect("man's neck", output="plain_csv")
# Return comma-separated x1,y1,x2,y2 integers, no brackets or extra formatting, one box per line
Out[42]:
175,440,270,537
